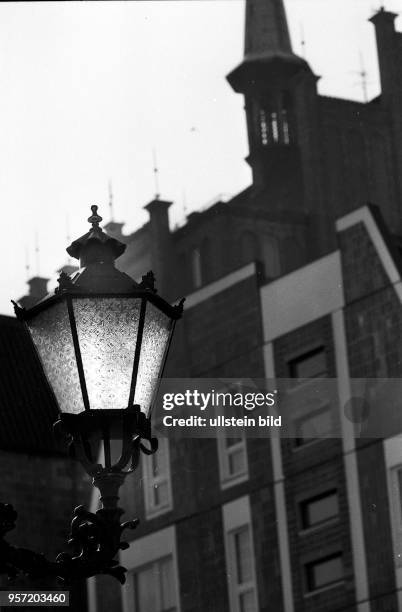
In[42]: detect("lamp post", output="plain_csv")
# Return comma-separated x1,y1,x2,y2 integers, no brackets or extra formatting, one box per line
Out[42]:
0,205,183,583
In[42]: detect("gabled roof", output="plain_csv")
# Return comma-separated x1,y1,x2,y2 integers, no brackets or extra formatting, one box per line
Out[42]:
0,315,62,455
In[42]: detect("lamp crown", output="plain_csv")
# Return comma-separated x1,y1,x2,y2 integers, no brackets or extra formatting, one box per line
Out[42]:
67,205,126,268
88,205,103,229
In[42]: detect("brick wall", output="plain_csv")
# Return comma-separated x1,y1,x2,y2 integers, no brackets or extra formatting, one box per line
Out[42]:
340,217,402,611
117,269,288,611
0,450,91,611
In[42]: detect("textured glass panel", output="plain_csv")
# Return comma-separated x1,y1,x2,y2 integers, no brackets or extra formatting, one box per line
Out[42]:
73,297,140,410
27,301,83,414
134,302,172,416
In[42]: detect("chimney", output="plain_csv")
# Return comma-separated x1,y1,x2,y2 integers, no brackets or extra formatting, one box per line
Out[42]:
144,199,172,298
18,276,49,309
369,7,400,102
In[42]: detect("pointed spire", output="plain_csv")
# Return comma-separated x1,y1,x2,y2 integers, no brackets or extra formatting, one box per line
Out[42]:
244,0,292,59
227,0,312,93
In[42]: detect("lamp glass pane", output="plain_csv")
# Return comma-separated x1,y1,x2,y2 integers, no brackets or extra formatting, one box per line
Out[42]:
73,297,140,409
27,300,84,414
134,302,172,416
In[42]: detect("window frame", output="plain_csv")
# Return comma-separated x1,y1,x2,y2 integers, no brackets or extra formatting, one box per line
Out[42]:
286,346,332,449
227,525,258,612
120,526,181,612
142,437,173,519
132,555,178,612
191,247,202,289
288,346,328,381
389,464,402,535
217,428,249,489
304,552,344,594
299,489,339,532
293,402,333,448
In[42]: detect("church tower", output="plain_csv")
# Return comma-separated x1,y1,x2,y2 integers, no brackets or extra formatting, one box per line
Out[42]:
227,0,325,258
227,0,317,195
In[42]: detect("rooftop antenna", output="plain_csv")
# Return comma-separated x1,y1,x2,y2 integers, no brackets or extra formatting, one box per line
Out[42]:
152,148,160,200
34,231,40,276
300,22,306,58
182,189,188,221
108,179,114,222
66,214,71,265
359,50,368,103
24,247,30,281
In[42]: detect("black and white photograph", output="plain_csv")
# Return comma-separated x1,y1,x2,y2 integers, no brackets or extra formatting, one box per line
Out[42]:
1,0,402,611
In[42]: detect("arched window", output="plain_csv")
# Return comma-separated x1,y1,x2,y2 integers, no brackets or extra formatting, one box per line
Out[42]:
282,236,304,273
259,109,269,146
191,248,202,289
258,91,293,146
261,235,280,278
201,238,211,285
241,231,260,264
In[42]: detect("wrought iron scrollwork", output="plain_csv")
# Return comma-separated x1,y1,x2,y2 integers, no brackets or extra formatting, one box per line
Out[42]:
0,501,138,583
0,409,158,584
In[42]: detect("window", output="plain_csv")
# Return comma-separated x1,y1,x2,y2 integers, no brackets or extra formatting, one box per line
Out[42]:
270,111,279,142
191,248,202,289
282,109,290,144
289,347,327,380
300,490,339,530
386,454,402,568
121,526,180,612
223,497,259,612
143,438,173,518
132,556,178,612
259,109,269,146
241,231,260,266
294,404,332,446
390,465,402,533
228,526,258,612
305,553,344,592
258,93,292,147
218,430,248,488
288,347,331,446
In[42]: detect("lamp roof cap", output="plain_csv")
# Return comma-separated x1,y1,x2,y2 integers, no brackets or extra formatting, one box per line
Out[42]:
66,205,126,265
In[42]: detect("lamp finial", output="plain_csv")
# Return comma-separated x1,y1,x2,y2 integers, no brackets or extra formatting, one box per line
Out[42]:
88,205,103,229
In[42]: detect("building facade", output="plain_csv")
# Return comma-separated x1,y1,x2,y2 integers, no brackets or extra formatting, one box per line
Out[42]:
87,1,402,612
5,0,402,611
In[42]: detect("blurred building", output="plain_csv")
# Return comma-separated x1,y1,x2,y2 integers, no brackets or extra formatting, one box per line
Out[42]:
0,308,89,609
89,1,402,612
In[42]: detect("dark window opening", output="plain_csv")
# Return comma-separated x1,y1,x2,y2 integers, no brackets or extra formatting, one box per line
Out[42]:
258,92,293,146
294,405,332,447
289,347,327,380
300,490,339,529
259,109,269,146
305,553,344,592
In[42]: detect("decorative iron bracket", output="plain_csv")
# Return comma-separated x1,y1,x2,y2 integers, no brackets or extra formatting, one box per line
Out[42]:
0,410,158,584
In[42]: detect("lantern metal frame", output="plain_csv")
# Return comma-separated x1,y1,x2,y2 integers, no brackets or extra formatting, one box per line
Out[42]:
0,206,184,584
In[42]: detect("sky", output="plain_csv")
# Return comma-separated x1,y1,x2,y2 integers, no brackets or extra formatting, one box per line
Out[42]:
1,0,401,315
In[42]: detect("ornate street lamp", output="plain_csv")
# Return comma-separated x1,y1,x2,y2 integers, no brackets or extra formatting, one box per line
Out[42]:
0,206,183,583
